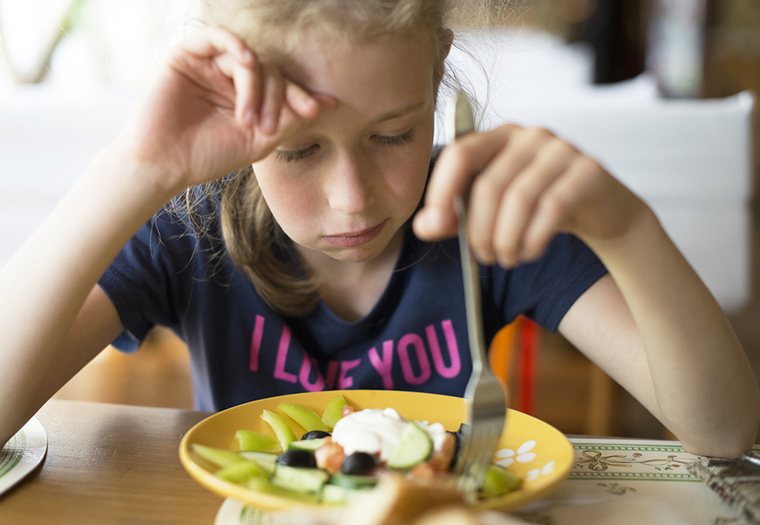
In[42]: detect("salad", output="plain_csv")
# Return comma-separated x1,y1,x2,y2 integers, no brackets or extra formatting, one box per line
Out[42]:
191,394,520,505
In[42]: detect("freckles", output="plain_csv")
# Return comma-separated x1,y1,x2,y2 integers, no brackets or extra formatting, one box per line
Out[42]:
270,187,318,226
259,180,322,241
390,153,429,196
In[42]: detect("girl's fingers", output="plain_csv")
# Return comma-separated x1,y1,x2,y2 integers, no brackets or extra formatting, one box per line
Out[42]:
520,156,601,261
254,90,337,158
258,62,285,135
180,27,261,126
413,125,519,240
272,104,307,140
466,130,548,263
488,137,578,266
211,52,322,131
178,27,333,133
284,81,322,119
214,53,259,125
414,121,600,268
181,26,253,64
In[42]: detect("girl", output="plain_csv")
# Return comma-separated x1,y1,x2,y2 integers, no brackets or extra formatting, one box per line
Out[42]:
1,0,758,459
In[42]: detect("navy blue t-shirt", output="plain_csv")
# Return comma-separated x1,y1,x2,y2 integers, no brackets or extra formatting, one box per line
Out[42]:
99,163,608,412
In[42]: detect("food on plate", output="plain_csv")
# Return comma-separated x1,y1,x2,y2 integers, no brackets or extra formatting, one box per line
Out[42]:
261,409,297,449
190,394,520,505
235,429,280,453
279,403,330,432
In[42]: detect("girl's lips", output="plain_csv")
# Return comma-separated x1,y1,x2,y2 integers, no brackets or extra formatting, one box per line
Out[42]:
323,221,386,247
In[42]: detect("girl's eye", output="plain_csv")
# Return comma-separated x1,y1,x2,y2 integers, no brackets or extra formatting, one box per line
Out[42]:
274,130,414,163
373,129,415,146
275,145,319,163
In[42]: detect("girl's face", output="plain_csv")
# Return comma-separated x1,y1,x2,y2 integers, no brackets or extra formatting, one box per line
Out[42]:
252,31,437,267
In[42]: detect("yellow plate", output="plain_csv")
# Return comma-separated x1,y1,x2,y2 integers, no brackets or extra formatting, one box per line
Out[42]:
179,390,573,512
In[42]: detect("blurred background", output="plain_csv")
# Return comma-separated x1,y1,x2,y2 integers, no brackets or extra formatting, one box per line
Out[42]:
2,0,760,439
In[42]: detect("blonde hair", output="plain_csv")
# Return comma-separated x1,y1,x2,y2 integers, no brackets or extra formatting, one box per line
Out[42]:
175,0,494,317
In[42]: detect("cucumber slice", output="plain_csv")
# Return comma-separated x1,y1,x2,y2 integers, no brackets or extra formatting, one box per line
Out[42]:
321,394,349,430
278,403,329,432
261,410,297,450
321,483,350,505
192,443,247,468
288,437,327,452
236,429,281,453
329,472,378,490
215,459,268,484
272,464,330,494
248,476,320,502
386,421,432,470
480,464,522,498
238,451,277,474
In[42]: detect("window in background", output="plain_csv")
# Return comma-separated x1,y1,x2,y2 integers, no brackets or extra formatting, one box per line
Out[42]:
0,0,200,90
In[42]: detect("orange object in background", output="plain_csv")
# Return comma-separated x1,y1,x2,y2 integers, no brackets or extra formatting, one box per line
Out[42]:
488,316,540,416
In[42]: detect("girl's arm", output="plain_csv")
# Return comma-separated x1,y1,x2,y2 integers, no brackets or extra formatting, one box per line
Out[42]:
561,204,759,458
414,124,760,458
0,147,172,445
0,27,330,445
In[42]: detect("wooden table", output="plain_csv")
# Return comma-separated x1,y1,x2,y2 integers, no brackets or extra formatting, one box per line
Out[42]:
0,399,224,524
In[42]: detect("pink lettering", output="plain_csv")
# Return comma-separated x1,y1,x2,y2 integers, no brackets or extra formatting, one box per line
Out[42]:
325,361,339,389
249,315,265,372
427,320,461,378
398,334,431,385
273,326,297,383
338,359,361,389
299,354,326,392
368,341,395,390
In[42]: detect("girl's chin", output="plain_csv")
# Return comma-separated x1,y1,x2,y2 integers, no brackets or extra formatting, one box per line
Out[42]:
293,240,382,266
324,244,389,264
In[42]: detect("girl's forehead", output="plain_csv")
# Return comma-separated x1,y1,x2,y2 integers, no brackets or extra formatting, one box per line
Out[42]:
280,31,436,116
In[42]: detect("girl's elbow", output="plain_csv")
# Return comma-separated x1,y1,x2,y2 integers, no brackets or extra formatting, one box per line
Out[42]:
680,402,760,459
681,438,751,460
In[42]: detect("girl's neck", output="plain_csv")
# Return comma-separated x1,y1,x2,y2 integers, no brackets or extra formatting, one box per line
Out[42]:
297,226,407,322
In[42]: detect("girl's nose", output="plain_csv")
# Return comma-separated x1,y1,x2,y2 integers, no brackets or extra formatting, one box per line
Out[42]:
326,153,374,215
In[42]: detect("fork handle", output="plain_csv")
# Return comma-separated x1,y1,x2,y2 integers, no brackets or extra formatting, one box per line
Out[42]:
455,195,489,376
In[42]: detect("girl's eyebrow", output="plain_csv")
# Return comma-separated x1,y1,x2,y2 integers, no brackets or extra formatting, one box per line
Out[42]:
371,101,427,123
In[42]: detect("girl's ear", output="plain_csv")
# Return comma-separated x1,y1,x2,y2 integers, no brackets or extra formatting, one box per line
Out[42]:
441,28,454,60
433,28,454,93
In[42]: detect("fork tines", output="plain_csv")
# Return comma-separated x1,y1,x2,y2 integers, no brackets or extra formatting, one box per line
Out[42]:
457,371,507,496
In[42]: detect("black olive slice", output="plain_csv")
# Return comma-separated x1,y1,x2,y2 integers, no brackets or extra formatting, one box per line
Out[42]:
341,452,378,475
276,449,317,468
302,430,331,440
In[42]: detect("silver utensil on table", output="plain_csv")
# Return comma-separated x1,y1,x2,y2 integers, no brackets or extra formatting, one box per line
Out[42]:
447,91,508,497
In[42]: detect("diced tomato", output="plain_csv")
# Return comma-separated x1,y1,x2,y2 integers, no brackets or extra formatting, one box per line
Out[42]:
427,432,456,472
409,432,457,480
315,437,346,474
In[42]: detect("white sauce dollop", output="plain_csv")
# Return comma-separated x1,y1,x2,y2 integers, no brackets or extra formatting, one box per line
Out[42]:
331,408,448,462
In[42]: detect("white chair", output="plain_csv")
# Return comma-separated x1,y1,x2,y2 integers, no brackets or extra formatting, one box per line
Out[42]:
442,27,754,313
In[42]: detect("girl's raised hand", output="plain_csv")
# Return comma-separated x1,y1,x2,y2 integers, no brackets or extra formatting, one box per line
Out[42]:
120,27,333,194
413,124,649,266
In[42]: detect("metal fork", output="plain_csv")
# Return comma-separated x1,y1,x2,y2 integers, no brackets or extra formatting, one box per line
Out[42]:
448,91,508,498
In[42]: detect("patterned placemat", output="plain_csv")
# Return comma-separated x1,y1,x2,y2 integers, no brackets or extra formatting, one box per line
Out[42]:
0,417,47,497
514,438,760,525
569,439,700,481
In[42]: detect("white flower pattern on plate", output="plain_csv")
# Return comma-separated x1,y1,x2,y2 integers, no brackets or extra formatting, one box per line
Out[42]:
495,440,537,467
526,460,556,481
